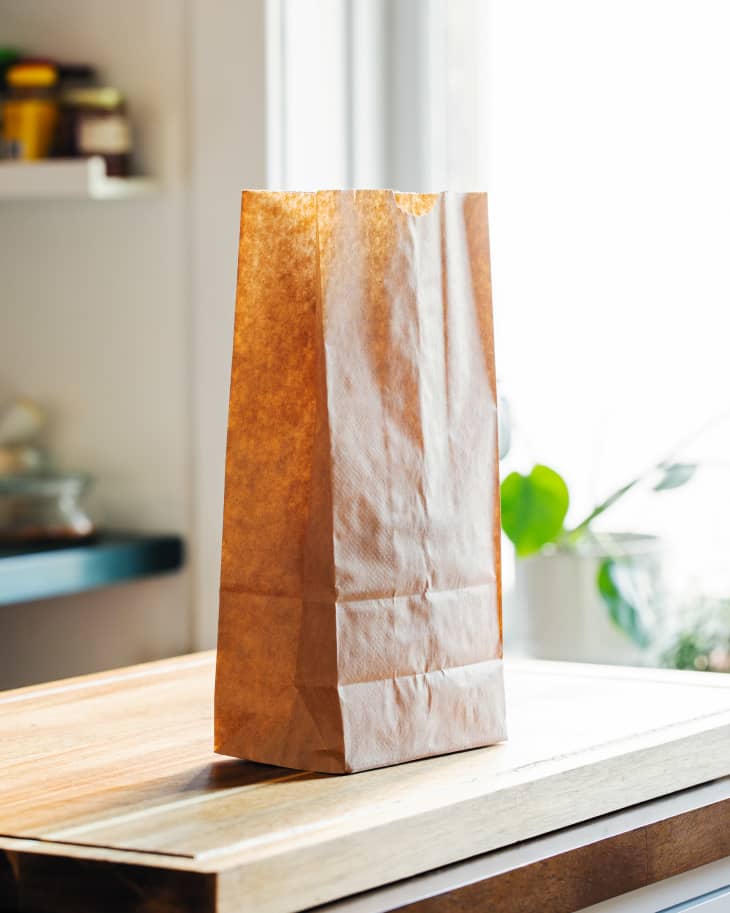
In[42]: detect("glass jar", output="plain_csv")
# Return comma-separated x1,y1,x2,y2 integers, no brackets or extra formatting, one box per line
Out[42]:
2,61,59,160
0,473,95,544
62,87,131,176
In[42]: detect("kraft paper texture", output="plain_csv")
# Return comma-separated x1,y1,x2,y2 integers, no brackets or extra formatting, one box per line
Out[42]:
215,190,506,773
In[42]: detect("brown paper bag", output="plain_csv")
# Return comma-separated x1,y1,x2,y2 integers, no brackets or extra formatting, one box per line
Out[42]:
215,190,506,773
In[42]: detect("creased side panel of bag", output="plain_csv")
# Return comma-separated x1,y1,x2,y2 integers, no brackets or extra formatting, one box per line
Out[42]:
316,190,506,772
215,190,347,772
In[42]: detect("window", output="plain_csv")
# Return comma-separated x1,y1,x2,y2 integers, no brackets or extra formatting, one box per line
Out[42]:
272,0,730,658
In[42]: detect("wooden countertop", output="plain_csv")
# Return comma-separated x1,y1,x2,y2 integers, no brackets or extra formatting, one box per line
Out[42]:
1,652,729,913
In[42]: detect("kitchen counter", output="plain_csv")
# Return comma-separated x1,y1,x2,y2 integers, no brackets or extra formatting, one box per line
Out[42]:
1,652,728,913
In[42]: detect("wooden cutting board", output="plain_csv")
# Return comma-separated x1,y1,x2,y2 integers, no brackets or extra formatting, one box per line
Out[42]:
1,652,729,913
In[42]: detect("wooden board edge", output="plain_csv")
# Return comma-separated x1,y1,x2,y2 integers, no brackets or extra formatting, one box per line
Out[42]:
0,835,203,871
4,779,728,913
374,796,730,913
213,726,730,913
304,778,730,913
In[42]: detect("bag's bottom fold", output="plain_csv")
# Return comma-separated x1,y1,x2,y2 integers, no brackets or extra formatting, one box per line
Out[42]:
215,588,506,773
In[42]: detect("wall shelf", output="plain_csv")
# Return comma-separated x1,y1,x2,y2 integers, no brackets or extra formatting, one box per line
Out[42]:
0,533,183,606
0,157,157,200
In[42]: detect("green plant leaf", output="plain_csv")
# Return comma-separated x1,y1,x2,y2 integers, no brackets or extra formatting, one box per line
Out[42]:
653,462,697,491
500,465,569,557
597,558,651,648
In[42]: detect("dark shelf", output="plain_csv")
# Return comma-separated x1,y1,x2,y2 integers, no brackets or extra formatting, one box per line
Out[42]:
0,533,184,606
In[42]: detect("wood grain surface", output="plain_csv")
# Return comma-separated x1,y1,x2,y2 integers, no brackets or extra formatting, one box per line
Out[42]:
1,652,729,913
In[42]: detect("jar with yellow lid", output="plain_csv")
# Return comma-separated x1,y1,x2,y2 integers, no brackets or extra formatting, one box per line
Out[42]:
2,61,59,159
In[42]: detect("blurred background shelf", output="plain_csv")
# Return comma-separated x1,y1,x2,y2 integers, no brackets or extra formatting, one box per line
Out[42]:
0,533,184,606
0,157,157,200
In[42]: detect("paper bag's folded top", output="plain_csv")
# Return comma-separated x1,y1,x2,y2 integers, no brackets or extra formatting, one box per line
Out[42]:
215,190,506,773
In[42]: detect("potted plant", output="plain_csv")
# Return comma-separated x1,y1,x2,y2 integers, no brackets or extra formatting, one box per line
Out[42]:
500,459,696,664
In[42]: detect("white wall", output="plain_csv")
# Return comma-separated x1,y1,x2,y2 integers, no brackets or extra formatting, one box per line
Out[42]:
0,0,192,687
189,0,270,649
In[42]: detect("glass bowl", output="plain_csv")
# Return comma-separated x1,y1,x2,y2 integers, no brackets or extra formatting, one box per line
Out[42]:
0,472,95,544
